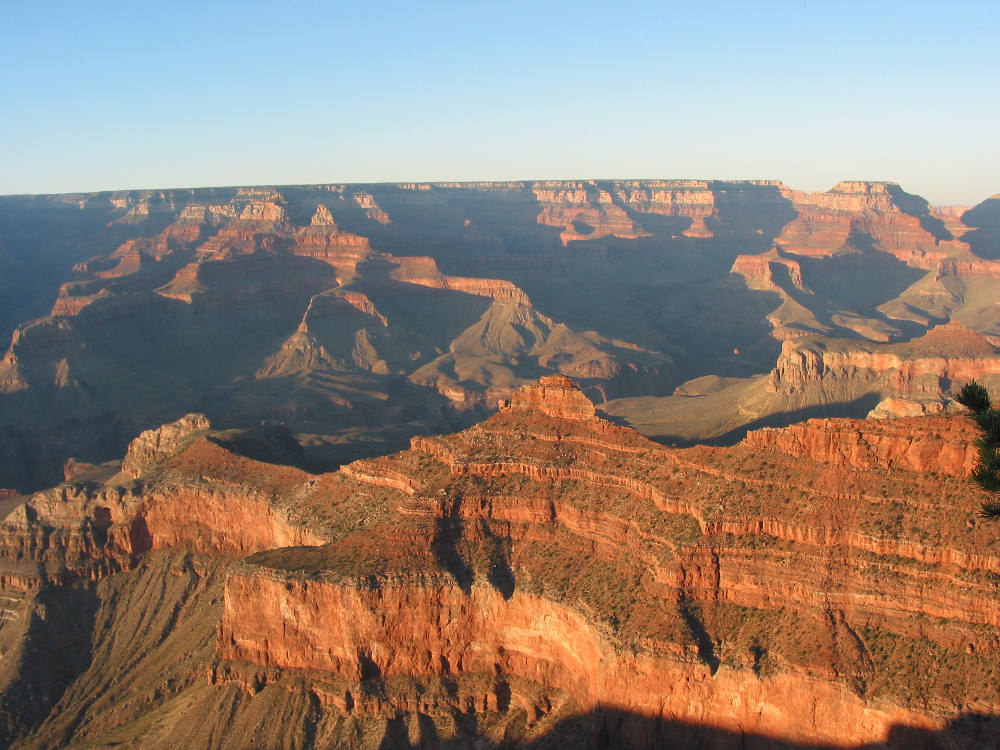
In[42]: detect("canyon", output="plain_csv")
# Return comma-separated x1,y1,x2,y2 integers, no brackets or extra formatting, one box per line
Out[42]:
3,178,1000,747
1,376,999,747
2,179,1000,493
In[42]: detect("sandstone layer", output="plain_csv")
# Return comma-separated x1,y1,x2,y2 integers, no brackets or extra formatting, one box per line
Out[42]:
4,378,1000,747
213,380,1000,746
769,322,1000,408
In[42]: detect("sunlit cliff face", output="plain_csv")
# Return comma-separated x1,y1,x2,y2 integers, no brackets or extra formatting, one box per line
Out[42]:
3,375,997,747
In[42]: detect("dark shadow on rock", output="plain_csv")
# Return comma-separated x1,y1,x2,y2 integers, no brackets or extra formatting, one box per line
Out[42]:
128,516,153,554
363,708,1000,749
884,712,1000,749
431,493,474,594
886,184,953,243
960,197,1000,260
708,181,800,256
632,212,696,236
678,597,720,675
594,181,697,238
0,409,127,494
0,250,344,490
0,194,181,344
512,708,1000,750
379,714,411,749
353,255,494,342
790,236,928,331
335,183,563,270
481,518,516,600
359,652,389,700
648,394,884,448
450,705,478,745
416,713,441,748
593,409,633,428
207,423,309,470
0,584,99,747
494,679,512,713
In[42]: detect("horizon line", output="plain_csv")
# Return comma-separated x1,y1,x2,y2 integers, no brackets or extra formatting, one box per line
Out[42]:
1,177,992,207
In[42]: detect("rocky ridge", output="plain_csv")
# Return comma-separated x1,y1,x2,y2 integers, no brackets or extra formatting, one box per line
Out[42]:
744,415,979,477
4,378,996,747
768,322,1000,414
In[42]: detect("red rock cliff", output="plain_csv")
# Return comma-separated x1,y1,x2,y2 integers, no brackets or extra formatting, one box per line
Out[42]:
744,415,979,477
214,377,1000,746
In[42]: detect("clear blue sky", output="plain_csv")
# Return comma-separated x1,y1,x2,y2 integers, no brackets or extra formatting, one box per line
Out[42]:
1,0,997,205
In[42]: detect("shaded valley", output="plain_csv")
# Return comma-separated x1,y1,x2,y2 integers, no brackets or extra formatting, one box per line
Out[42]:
2,179,1000,493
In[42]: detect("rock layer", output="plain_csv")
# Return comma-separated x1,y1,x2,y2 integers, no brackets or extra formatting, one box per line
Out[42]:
120,413,211,478
744,416,979,477
213,379,1000,747
768,322,1000,404
5,379,1000,746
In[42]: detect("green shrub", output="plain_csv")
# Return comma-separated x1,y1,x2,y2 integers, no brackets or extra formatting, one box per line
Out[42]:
956,381,991,414
956,381,1000,517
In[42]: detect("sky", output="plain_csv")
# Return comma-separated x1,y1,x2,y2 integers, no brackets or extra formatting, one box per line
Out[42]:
1,0,998,205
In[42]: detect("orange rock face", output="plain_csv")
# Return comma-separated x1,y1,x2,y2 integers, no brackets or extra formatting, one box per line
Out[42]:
286,203,374,282
498,374,597,419
768,322,1000,400
6,379,1000,746
386,254,531,304
613,180,717,237
533,182,648,244
745,416,979,477
218,574,939,747
771,181,962,267
0,423,333,595
352,190,391,223
730,248,807,291
208,378,1000,746
120,413,211,479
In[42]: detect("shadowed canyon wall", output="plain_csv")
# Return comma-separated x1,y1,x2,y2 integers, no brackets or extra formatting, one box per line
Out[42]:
2,179,999,492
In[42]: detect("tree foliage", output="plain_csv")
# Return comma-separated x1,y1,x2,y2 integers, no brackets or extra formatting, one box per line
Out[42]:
956,381,991,415
980,500,1000,519
955,380,1000,517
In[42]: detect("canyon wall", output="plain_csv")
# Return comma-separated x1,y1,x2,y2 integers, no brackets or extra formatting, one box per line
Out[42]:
5,378,1000,747
210,379,1000,747
3,179,1000,494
